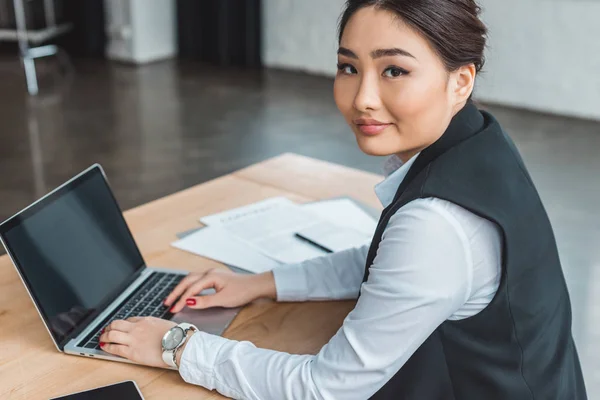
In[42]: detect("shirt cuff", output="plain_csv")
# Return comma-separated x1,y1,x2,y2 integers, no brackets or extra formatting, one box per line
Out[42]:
272,263,308,302
178,331,229,390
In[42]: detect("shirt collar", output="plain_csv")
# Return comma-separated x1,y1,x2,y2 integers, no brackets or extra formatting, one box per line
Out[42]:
375,153,420,207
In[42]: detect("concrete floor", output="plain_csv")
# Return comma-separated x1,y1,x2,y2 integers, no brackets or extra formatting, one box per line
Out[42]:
1,58,599,395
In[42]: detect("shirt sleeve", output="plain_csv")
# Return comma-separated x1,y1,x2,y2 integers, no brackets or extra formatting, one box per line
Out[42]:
178,199,473,400
271,244,369,302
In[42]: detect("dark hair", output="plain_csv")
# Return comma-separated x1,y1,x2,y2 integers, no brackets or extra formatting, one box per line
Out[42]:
338,0,488,73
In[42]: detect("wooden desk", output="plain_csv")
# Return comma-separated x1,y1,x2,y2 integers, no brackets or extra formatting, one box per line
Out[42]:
0,154,382,400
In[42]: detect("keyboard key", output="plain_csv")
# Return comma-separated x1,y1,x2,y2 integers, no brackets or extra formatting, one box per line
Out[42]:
150,299,162,307
133,291,145,299
154,306,167,315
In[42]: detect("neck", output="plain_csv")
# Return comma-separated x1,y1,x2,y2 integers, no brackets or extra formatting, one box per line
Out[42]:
396,149,421,164
395,101,478,164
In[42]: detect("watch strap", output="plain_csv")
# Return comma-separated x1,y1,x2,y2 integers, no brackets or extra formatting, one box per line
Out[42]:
162,323,198,369
173,324,197,369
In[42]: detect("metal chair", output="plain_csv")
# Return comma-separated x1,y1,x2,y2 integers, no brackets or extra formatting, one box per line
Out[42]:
0,0,71,95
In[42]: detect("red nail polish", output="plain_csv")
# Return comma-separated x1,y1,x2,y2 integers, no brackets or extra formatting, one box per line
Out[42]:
100,329,104,334
170,306,177,313
186,298,196,306
100,342,105,347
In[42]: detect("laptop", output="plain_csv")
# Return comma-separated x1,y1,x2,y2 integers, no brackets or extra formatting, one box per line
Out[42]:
0,164,239,367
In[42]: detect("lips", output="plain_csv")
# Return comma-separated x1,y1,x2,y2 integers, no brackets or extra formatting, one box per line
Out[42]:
354,118,392,136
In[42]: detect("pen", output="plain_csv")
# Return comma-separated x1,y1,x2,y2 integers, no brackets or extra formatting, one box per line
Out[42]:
294,233,333,253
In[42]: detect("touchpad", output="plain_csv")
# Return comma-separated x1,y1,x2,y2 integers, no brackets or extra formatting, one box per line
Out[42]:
169,289,239,336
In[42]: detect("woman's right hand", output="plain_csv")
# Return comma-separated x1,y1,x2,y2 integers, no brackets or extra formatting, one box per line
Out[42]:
164,269,277,313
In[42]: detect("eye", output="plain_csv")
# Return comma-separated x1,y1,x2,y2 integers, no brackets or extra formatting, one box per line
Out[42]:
337,63,357,75
383,66,408,78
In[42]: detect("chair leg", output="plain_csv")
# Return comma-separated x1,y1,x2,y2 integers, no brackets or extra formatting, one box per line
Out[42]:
22,56,39,96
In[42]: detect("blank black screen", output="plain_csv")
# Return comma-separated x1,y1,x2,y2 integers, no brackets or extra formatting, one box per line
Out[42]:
51,381,144,399
1,168,144,345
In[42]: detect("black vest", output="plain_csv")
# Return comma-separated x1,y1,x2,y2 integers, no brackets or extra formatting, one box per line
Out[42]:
365,102,587,400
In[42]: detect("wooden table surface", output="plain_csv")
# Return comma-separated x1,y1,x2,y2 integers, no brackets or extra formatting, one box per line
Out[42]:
0,154,383,400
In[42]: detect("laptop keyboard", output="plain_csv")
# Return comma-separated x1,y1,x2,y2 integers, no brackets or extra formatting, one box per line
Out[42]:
81,272,185,350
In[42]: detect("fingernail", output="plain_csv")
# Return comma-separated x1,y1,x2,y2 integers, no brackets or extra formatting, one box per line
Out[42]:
170,306,177,313
100,329,104,334
186,298,196,306
100,342,105,347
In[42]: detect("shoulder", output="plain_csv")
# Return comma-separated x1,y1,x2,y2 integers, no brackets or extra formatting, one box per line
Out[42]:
387,198,468,238
372,198,475,299
382,197,501,276
389,197,500,241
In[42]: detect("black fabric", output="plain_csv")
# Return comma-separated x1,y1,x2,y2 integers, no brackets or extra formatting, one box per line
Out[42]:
364,102,587,399
59,0,106,58
177,0,262,67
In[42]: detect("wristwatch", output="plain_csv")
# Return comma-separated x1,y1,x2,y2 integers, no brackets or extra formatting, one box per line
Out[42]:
161,323,198,369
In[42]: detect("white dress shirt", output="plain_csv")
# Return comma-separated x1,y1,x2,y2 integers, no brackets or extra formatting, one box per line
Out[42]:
178,154,502,400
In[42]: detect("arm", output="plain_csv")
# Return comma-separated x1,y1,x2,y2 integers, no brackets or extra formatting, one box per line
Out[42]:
271,244,369,302
178,199,474,400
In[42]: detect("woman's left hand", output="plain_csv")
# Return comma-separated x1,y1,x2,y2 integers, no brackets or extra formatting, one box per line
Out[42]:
99,317,176,368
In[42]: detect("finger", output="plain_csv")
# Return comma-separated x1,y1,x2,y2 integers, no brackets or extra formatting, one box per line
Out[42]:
100,342,130,358
107,319,134,333
184,294,219,310
100,329,132,346
171,277,217,313
164,274,202,306
126,316,143,323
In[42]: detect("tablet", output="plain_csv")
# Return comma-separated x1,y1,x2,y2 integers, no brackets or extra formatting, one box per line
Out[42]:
49,381,144,400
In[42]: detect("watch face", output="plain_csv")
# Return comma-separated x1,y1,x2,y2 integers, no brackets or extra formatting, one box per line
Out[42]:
162,327,185,351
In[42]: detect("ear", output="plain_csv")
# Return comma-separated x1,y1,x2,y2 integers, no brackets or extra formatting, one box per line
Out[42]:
449,64,477,106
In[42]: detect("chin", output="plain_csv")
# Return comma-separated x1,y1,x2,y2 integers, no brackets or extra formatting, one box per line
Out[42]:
355,135,399,157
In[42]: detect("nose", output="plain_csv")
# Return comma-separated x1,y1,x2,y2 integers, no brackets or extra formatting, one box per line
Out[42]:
353,74,381,112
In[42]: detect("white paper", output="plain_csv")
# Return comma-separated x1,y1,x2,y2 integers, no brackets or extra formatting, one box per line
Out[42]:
172,225,282,274
200,197,331,264
200,197,294,226
301,198,378,236
297,223,372,252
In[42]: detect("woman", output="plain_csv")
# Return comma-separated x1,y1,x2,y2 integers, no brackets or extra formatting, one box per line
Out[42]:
100,1,587,398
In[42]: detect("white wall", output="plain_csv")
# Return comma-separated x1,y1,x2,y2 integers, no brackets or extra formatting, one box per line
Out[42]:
262,0,344,76
477,0,600,120
262,0,600,120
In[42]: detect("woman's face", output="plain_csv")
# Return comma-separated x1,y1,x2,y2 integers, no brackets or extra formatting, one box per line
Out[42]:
334,7,473,162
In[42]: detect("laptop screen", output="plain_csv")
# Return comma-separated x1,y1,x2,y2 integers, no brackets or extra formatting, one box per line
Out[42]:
0,166,145,347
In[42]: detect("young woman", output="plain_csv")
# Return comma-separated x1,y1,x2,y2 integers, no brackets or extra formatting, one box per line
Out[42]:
100,1,587,398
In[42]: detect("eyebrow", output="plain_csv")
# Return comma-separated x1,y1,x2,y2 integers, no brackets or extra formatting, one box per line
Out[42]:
337,47,416,60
